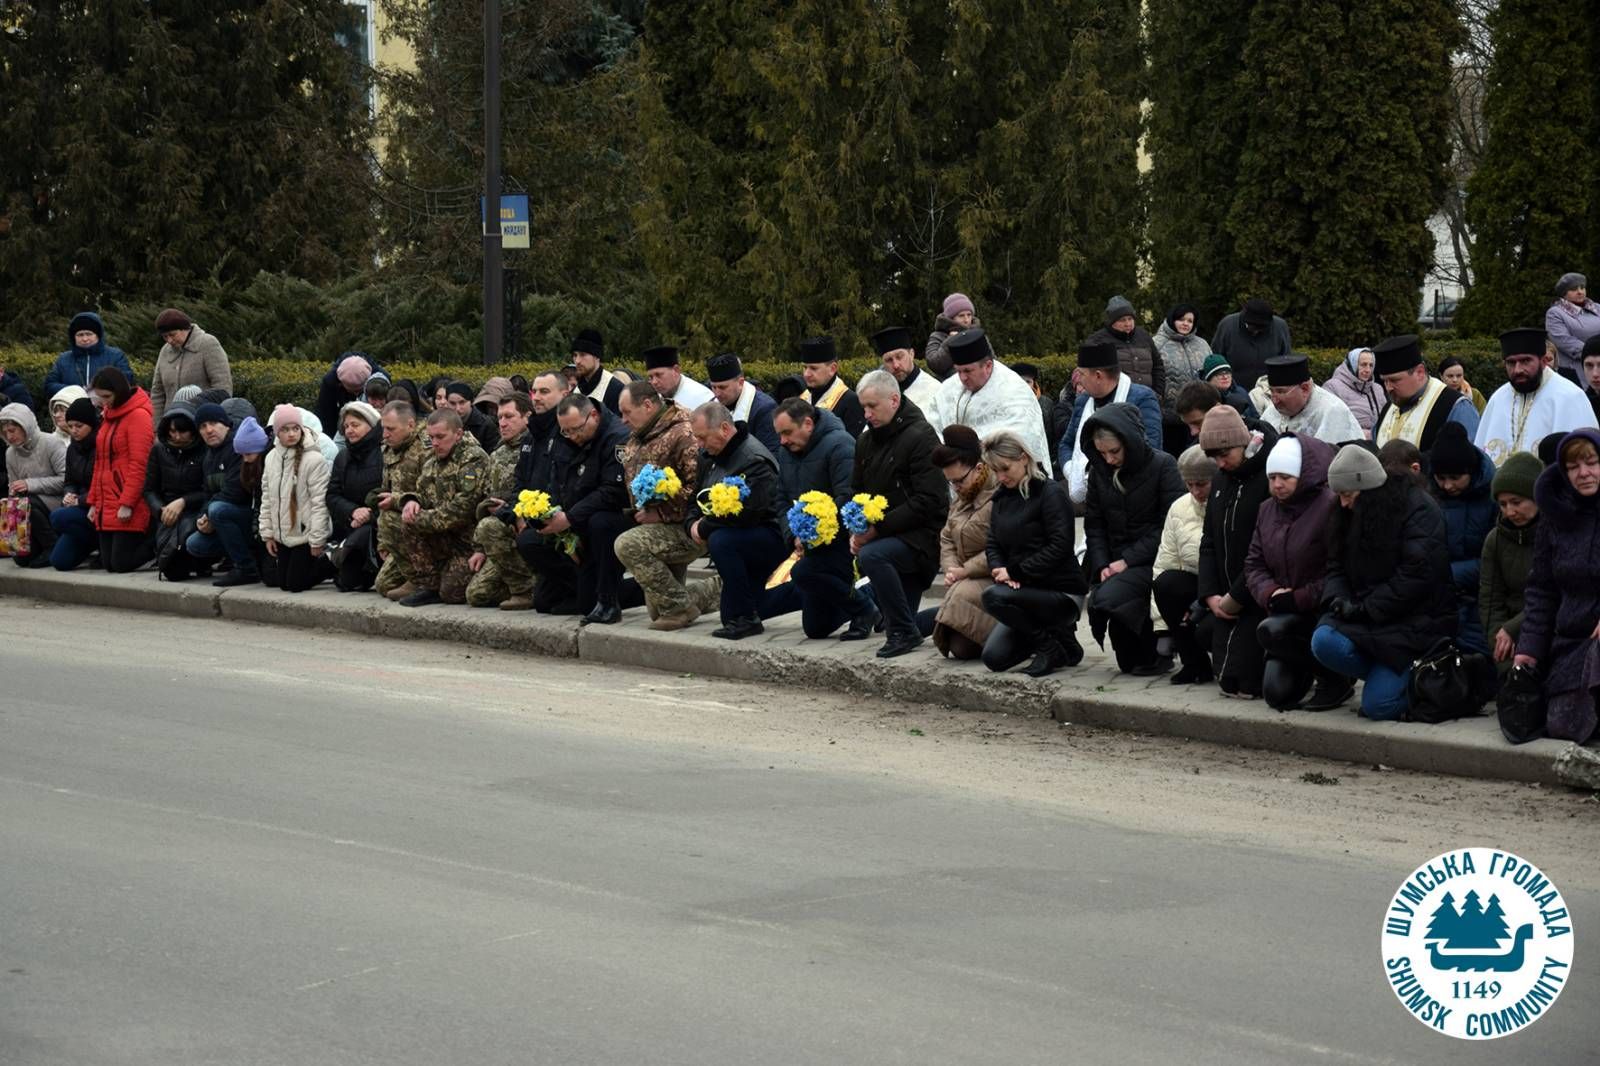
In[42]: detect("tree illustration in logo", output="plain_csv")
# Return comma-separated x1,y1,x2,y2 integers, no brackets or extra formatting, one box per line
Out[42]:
1426,890,1510,948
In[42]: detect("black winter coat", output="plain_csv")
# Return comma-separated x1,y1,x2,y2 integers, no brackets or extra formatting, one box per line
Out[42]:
144,433,206,511
63,437,95,498
328,433,384,538
201,432,249,505
1197,418,1279,605
851,397,949,569
689,426,782,537
312,354,385,436
1081,402,1185,576
1321,475,1456,671
512,412,568,495
554,408,629,529
986,477,1086,594
464,406,498,454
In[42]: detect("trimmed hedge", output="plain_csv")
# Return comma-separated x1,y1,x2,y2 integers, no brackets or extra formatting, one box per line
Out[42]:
3,339,1511,414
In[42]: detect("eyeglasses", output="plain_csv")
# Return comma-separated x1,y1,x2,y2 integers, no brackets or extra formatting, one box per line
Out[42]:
945,465,978,488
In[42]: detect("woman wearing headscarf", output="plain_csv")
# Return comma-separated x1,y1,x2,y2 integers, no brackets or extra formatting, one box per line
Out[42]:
1082,402,1185,673
1322,347,1385,435
48,385,89,441
85,367,156,572
925,425,998,660
48,399,100,570
260,405,332,593
980,430,1087,676
1513,429,1600,743
326,400,385,591
1311,443,1456,719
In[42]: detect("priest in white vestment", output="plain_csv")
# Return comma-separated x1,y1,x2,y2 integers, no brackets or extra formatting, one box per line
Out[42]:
928,328,1052,475
1475,327,1598,465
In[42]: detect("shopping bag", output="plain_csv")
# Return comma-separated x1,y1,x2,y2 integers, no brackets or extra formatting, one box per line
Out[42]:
0,495,30,557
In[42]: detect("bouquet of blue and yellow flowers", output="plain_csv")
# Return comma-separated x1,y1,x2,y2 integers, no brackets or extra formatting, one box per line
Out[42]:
784,491,840,549
840,492,888,535
629,464,683,511
698,475,750,518
513,489,580,558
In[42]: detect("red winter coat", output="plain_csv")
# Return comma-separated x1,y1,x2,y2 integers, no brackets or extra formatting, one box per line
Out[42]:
88,387,155,532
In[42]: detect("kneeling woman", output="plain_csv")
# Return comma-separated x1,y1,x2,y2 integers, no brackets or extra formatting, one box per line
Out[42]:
1514,430,1600,744
980,430,1087,676
261,405,332,593
1311,444,1455,719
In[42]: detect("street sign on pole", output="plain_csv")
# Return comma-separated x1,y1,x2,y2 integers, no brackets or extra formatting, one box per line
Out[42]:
481,194,530,250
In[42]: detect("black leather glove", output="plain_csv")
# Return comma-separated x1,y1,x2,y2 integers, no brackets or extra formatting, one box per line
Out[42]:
1329,596,1365,622
1269,589,1296,615
1185,600,1207,628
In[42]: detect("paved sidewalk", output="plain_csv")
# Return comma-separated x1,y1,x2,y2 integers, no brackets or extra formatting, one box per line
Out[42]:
0,566,1584,787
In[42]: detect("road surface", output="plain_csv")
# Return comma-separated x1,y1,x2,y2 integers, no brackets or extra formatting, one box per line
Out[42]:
1,603,1594,1064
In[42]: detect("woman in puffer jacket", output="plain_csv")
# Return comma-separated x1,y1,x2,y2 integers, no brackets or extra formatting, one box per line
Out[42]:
1322,348,1385,435
260,405,332,593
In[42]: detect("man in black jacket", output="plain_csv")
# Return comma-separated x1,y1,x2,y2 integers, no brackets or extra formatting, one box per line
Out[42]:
686,403,785,639
1196,403,1279,696
851,370,949,657
528,395,630,621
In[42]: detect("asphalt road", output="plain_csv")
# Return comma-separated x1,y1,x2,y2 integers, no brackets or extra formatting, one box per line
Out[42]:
1,606,1593,1065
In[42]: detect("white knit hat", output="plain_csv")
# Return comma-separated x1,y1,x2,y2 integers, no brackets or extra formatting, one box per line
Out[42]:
1265,436,1302,479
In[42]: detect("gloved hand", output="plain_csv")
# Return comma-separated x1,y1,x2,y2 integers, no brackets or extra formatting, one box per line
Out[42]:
1329,596,1365,622
1269,589,1296,615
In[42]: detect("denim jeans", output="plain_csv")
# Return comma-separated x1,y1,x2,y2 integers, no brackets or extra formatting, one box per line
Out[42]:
1310,625,1410,720
856,535,930,640
706,525,788,620
186,499,258,574
49,505,97,570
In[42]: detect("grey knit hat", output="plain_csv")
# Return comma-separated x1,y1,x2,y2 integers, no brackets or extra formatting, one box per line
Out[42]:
1556,272,1587,298
1178,444,1218,482
1327,444,1387,492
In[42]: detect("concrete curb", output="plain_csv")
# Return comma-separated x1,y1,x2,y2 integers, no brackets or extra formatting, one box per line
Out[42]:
0,567,1577,786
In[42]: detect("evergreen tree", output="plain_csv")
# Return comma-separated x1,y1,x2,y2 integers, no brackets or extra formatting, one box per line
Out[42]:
1455,0,1599,335
1142,0,1252,331
1222,0,1458,345
1424,892,1459,943
0,0,374,337
1478,894,1510,944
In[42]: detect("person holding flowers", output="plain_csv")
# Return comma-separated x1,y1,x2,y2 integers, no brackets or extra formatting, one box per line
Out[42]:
541,395,630,622
850,370,949,658
684,403,786,640
615,382,717,629
759,398,869,637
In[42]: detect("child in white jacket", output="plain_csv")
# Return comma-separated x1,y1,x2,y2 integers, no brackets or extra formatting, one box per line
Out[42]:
261,404,332,592
1152,445,1217,684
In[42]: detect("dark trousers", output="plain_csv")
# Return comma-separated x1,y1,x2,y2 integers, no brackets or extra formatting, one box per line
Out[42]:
1201,603,1267,695
1256,612,1325,709
981,584,1079,673
706,525,787,620
519,528,579,612
1152,569,1208,673
49,505,96,570
857,535,931,640
764,538,860,637
575,510,628,612
98,530,152,573
263,543,326,592
335,523,377,591
14,494,57,566
1107,616,1157,672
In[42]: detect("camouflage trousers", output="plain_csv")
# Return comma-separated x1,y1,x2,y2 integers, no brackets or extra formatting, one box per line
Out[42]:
466,515,535,607
399,526,475,604
614,522,706,618
373,510,413,595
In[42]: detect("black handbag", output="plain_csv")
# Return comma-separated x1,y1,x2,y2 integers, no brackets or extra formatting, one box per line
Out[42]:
1405,638,1497,724
1495,663,1546,744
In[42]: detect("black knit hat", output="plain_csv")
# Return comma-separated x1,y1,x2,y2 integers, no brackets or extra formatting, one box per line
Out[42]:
641,346,679,370
571,328,604,359
870,326,916,357
1428,422,1479,477
1583,334,1600,359
446,380,475,401
1373,334,1424,376
798,336,837,364
705,352,743,383
946,327,993,366
1264,354,1311,386
64,397,100,429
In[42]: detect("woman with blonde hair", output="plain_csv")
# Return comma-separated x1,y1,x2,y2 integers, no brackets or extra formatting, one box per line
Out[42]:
979,429,1087,676
260,405,332,592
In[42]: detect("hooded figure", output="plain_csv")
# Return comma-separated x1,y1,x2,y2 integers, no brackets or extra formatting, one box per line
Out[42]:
145,401,210,580
48,384,90,441
1322,348,1385,434
1427,422,1498,654
1153,304,1213,409
1081,402,1185,672
45,312,135,395
1515,429,1600,743
1244,434,1345,710
1,402,67,566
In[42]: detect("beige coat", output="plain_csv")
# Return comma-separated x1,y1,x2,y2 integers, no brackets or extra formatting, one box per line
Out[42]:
933,478,998,655
1152,491,1206,624
259,435,332,550
150,324,233,416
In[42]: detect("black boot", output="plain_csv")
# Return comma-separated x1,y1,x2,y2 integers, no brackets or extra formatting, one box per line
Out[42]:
1301,672,1355,711
1023,638,1068,678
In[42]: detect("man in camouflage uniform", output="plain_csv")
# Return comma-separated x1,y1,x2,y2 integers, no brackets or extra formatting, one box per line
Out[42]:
465,391,536,608
394,409,489,607
614,384,721,630
370,401,428,599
